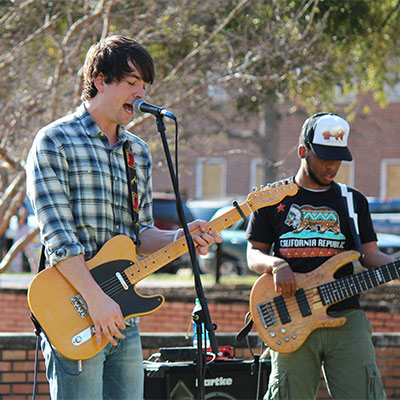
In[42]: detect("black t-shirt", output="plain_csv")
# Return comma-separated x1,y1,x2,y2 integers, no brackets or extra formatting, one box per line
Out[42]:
246,180,377,311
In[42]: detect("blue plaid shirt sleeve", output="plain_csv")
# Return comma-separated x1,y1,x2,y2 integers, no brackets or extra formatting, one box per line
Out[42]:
26,125,86,266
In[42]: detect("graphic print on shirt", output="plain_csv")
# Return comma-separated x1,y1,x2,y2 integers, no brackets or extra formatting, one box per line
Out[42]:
280,204,346,258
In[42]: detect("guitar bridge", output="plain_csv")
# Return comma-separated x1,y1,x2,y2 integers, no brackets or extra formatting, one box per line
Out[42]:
71,294,89,318
257,301,277,328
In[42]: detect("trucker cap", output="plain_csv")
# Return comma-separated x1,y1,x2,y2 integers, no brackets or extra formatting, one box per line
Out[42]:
301,113,352,161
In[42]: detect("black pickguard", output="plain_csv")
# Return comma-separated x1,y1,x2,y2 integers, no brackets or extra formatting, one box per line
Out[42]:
90,259,163,317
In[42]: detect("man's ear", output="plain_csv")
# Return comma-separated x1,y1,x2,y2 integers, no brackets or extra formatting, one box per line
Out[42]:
94,73,105,92
298,145,307,159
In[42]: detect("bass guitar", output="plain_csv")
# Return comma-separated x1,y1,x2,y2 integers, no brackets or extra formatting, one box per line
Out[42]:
250,250,400,353
28,179,298,360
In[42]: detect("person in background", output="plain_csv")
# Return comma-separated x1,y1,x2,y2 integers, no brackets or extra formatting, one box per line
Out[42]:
26,34,221,400
9,205,38,273
246,112,393,399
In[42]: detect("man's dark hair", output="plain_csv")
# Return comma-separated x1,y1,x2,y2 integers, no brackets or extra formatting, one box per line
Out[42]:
81,35,155,100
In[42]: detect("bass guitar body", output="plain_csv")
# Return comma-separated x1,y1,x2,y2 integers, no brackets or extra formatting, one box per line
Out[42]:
250,250,361,353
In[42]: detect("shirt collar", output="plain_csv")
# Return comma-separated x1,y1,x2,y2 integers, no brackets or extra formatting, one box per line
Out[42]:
77,103,129,144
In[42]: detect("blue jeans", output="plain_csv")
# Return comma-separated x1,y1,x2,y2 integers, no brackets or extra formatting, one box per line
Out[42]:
41,321,143,400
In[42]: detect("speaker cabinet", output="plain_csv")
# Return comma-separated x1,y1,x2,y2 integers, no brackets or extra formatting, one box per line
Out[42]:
144,359,271,399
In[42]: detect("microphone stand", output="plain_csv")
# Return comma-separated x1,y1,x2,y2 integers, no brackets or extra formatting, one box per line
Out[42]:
155,115,218,400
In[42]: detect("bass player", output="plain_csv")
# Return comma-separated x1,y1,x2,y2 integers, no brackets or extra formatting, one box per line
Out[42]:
246,112,393,399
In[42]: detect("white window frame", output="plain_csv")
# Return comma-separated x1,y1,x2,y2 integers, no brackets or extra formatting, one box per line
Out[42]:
195,157,227,199
250,158,263,191
340,160,355,187
380,158,400,198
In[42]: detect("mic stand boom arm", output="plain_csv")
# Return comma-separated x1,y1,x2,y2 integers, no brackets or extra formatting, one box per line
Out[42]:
155,115,218,400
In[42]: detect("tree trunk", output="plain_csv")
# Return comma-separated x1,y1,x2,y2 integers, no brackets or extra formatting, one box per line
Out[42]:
259,98,280,184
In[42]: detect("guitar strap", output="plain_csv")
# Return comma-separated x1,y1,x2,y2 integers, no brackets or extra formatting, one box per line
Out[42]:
123,141,141,247
337,183,363,256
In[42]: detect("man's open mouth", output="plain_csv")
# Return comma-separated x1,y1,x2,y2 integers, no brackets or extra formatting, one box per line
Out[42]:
123,103,133,114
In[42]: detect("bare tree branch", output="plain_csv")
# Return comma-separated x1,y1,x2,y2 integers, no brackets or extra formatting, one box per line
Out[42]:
0,13,60,70
0,226,39,274
166,0,251,80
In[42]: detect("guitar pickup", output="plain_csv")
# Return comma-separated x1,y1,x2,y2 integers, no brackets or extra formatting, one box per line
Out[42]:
295,288,312,317
273,296,291,325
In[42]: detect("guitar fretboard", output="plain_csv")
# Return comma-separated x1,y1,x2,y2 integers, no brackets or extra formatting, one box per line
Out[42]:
123,179,298,285
318,260,400,305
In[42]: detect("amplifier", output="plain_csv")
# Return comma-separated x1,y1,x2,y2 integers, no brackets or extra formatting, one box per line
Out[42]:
144,358,271,399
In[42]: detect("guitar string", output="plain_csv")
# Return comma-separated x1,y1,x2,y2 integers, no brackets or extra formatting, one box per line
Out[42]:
265,261,400,319
98,243,185,297
91,208,257,297
96,256,400,316
89,203,287,298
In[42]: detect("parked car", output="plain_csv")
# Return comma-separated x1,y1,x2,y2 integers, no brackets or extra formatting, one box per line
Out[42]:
152,192,195,273
370,213,400,235
367,197,400,213
198,205,250,276
376,232,400,259
199,204,400,276
153,192,194,230
187,197,241,222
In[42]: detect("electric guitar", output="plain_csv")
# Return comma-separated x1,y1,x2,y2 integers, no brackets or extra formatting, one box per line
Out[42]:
28,179,298,360
250,250,400,353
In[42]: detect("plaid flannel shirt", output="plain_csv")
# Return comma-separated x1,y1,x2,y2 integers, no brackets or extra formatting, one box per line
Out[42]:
26,103,153,266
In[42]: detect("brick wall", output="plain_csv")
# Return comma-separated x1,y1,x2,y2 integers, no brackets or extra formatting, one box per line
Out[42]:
1,286,398,335
1,332,400,400
1,284,400,399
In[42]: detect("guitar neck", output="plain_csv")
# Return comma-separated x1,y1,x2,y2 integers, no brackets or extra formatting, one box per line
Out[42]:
124,200,253,284
318,259,400,306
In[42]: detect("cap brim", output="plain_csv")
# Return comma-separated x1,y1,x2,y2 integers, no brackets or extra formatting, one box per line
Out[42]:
311,143,352,161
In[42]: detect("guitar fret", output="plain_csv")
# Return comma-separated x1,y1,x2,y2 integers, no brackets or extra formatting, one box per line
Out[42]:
381,265,392,283
369,269,380,288
363,269,374,290
326,282,337,304
356,272,370,292
386,264,395,281
389,262,400,279
337,278,351,299
349,274,363,294
318,284,328,305
335,280,348,300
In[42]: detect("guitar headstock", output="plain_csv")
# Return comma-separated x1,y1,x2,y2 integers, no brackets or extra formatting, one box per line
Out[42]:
247,178,298,212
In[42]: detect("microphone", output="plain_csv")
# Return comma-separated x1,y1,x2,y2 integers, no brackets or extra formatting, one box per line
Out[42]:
133,99,176,120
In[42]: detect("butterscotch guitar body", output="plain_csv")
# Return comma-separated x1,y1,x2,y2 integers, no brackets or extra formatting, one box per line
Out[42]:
28,236,164,360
